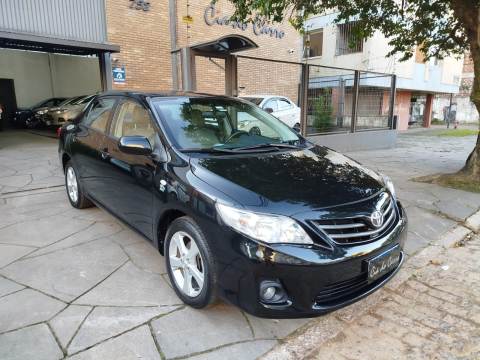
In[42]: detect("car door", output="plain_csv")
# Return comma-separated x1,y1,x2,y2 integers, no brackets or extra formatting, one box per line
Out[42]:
71,97,117,203
101,98,157,238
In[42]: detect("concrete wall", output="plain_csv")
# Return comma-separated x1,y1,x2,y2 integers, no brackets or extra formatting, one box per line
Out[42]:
308,129,397,152
0,49,54,107
0,49,101,107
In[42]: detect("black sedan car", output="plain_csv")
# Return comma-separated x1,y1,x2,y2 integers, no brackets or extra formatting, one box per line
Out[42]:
58,91,407,318
13,97,66,128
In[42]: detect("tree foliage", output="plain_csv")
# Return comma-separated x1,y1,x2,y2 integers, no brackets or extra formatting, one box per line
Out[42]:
228,0,480,179
230,0,470,61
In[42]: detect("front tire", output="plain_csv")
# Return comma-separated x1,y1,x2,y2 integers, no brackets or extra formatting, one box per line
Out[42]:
65,161,93,209
165,217,217,308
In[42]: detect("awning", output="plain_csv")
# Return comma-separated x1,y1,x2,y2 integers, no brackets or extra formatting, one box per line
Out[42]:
190,35,258,55
0,31,120,56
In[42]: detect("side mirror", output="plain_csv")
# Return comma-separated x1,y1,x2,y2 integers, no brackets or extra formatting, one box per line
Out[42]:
264,107,274,114
118,136,152,156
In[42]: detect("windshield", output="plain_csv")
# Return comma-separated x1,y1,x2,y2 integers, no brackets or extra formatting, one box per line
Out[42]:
59,96,84,107
72,95,95,105
153,97,301,151
241,97,264,106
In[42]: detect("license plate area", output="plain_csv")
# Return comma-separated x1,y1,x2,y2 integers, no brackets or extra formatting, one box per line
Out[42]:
367,245,401,283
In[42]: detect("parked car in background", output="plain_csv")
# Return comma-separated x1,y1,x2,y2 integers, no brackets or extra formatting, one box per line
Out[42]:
59,91,407,318
13,98,66,128
44,95,95,127
241,95,301,131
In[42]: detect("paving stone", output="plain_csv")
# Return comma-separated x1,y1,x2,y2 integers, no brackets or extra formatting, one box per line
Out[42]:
0,244,35,268
49,305,92,349
0,324,63,360
122,241,167,274
0,239,128,302
466,210,480,232
0,174,32,188
0,277,24,298
187,339,278,360
151,303,253,359
68,326,161,360
68,305,179,354
245,313,310,339
0,215,93,247
0,289,65,333
106,229,145,247
74,261,178,306
27,221,123,258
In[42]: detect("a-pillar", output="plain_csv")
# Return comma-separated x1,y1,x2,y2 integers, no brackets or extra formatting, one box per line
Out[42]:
423,93,433,127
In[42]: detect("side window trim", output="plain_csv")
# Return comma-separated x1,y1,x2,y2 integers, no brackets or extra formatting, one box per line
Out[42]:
82,96,117,135
107,97,156,141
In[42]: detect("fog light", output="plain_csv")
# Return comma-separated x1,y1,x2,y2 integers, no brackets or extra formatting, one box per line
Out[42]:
259,280,288,304
261,286,276,301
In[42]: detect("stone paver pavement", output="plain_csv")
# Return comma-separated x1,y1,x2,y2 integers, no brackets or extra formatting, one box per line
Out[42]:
0,130,479,359
307,233,480,360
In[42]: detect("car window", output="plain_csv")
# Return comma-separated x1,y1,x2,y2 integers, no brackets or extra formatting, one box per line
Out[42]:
278,98,293,110
154,97,300,150
83,98,116,133
263,99,278,111
110,100,156,143
43,100,56,107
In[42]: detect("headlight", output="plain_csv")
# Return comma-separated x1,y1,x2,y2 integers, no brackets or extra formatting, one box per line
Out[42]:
216,203,313,245
382,175,396,198
37,110,48,115
56,109,67,114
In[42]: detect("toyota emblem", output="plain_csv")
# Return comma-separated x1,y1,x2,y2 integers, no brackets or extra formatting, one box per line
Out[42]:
370,210,384,228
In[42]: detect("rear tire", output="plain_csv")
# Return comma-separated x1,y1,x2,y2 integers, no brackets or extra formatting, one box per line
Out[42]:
65,161,93,209
165,216,217,308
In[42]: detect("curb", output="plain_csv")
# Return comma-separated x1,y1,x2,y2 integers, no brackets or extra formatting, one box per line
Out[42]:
260,210,480,360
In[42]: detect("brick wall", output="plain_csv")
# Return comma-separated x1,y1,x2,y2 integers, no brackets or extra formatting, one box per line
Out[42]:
105,0,173,91
105,0,302,101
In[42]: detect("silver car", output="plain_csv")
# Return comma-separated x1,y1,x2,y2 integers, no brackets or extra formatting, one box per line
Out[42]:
44,95,95,126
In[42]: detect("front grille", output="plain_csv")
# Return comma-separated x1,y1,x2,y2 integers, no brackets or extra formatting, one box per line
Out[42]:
313,193,397,245
314,273,368,305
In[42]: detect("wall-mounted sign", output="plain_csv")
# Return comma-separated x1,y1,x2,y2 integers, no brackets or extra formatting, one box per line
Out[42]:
113,67,126,84
204,4,285,39
182,15,193,24
129,0,150,11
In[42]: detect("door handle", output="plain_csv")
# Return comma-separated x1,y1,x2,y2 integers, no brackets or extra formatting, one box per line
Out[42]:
101,148,110,160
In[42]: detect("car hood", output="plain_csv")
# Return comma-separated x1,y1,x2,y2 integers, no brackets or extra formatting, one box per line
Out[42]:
190,146,385,215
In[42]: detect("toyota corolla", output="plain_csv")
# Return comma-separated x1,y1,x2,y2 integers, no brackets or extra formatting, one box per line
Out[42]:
58,91,407,318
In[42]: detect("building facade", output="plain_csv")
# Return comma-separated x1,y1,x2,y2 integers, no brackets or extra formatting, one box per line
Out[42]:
432,53,479,124
106,0,302,101
304,13,464,130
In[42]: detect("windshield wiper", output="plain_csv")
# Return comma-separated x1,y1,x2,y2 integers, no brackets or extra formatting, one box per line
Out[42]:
180,147,242,154
232,143,303,151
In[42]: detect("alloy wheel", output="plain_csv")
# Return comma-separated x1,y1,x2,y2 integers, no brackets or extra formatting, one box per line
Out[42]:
66,166,79,203
168,231,205,298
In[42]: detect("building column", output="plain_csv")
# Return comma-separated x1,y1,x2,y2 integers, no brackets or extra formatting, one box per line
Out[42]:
423,94,433,127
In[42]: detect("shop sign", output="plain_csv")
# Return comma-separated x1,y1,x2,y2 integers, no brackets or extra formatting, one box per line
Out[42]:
204,4,285,39
113,67,126,84
129,0,151,11
182,15,194,24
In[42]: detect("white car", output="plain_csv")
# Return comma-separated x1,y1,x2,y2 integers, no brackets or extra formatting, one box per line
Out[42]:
240,95,301,130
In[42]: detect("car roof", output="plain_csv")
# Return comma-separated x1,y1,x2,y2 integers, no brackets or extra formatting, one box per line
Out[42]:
240,95,290,100
97,90,236,101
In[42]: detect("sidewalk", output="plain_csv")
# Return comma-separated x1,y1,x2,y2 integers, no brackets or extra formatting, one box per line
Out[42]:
262,221,480,360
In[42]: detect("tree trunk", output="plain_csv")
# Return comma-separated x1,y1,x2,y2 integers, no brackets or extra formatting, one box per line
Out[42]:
453,1,480,179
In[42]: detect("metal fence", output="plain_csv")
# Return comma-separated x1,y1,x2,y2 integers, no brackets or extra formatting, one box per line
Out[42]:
306,66,395,135
177,50,396,137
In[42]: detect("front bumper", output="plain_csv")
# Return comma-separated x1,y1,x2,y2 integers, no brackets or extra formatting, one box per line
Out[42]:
202,201,408,318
